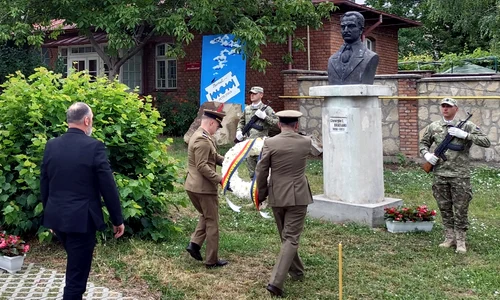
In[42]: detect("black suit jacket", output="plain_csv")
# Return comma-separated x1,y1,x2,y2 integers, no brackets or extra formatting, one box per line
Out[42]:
327,41,379,85
40,128,123,233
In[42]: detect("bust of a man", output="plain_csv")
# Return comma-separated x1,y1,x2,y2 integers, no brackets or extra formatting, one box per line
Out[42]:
327,11,379,85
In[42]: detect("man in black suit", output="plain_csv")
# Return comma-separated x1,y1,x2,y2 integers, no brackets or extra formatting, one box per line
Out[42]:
327,11,379,85
40,102,125,300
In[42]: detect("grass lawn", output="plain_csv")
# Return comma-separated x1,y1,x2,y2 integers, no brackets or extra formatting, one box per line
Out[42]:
26,138,500,299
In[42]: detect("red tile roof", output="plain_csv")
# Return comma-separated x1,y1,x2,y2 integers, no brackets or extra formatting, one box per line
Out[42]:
44,32,107,47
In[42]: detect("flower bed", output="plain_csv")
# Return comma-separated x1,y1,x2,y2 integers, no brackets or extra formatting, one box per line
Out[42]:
384,206,436,233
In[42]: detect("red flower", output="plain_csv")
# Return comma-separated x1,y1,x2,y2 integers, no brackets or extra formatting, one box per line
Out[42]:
0,231,30,257
384,205,437,222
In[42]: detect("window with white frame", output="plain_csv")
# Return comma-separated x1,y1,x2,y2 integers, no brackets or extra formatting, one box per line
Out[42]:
122,51,142,93
59,48,68,77
40,48,51,67
60,46,101,78
156,43,177,89
58,45,143,91
365,38,376,52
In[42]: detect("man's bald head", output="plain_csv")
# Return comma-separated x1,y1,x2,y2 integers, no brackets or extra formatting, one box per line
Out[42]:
67,102,92,125
66,102,93,136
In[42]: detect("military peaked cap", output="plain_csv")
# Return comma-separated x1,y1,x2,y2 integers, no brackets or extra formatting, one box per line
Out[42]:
204,109,226,128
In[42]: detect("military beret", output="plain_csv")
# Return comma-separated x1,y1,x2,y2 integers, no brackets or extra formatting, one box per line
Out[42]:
276,110,302,124
441,98,458,107
249,86,264,93
204,109,226,128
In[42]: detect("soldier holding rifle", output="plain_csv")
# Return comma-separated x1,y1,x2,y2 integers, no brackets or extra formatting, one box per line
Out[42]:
235,86,278,178
419,98,490,254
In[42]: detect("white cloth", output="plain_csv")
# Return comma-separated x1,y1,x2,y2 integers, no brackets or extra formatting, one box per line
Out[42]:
448,127,468,139
424,152,438,165
255,109,267,119
251,101,262,108
236,130,243,141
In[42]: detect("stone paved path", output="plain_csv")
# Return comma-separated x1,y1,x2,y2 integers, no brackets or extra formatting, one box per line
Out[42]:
0,263,137,300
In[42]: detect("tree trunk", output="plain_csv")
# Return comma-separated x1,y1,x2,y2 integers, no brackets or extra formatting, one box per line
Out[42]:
87,30,154,82
107,65,120,81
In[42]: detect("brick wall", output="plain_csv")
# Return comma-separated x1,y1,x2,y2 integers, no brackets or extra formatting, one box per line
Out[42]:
367,27,399,74
292,19,337,71
282,72,300,111
143,35,201,102
143,33,288,112
245,43,288,112
290,15,399,76
142,15,401,112
397,78,419,157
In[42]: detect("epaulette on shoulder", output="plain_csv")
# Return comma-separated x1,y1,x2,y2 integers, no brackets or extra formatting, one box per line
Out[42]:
202,132,209,139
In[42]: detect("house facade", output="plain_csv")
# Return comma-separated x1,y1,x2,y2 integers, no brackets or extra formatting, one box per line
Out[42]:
42,0,419,111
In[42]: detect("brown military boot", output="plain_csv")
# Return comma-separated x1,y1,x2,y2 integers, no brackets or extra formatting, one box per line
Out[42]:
455,230,467,254
439,228,456,248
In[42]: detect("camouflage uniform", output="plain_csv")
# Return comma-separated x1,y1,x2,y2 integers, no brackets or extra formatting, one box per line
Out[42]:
419,118,490,251
237,102,278,177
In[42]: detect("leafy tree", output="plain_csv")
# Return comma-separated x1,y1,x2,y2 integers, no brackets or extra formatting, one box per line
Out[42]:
427,0,500,53
0,43,45,85
398,48,499,72
0,68,183,241
0,0,335,79
366,0,495,58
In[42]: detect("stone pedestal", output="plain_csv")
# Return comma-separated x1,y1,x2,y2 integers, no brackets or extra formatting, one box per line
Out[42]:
307,85,403,227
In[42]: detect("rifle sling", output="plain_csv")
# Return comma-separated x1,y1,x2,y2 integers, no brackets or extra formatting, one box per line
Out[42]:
447,143,465,151
250,123,264,131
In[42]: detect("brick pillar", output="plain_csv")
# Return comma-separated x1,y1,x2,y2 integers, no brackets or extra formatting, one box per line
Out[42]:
281,71,300,111
398,78,419,157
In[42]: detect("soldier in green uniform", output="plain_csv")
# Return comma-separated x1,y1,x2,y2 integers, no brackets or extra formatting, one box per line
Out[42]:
184,110,229,268
235,86,278,178
255,110,313,297
419,98,490,254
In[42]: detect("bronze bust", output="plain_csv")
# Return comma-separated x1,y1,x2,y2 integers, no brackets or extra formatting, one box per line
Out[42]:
327,11,379,85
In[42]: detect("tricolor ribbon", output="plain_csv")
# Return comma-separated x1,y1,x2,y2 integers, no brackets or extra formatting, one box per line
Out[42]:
221,138,257,194
221,138,270,218
250,153,261,210
250,146,271,219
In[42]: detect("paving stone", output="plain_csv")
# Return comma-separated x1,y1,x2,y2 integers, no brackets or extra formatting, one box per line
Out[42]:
0,263,137,299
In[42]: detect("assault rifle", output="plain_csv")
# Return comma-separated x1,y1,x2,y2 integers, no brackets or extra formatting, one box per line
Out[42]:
422,112,473,173
234,105,267,144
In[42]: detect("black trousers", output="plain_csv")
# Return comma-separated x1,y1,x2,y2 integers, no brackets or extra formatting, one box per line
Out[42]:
55,228,97,300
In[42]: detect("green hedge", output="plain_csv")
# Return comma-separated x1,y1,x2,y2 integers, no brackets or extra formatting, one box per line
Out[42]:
0,68,185,241
156,90,199,136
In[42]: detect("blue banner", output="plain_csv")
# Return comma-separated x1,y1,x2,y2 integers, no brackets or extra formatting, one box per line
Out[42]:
200,34,246,107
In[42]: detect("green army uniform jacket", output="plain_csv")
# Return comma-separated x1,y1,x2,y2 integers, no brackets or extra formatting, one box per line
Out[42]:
419,119,491,178
184,127,224,195
237,102,278,139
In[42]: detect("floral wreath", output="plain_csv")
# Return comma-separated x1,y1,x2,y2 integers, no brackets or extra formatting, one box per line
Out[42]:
221,138,270,218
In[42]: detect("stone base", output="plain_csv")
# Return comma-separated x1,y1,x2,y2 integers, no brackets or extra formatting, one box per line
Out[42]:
308,195,403,228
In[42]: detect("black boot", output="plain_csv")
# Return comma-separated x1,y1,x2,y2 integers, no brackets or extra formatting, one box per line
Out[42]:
186,242,203,261
266,284,284,297
205,259,228,269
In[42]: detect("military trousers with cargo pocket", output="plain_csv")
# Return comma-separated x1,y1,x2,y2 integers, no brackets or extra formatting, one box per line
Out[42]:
432,176,473,231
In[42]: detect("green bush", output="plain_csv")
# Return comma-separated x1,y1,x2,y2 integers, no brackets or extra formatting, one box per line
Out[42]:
156,90,199,136
0,67,185,241
0,44,46,85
